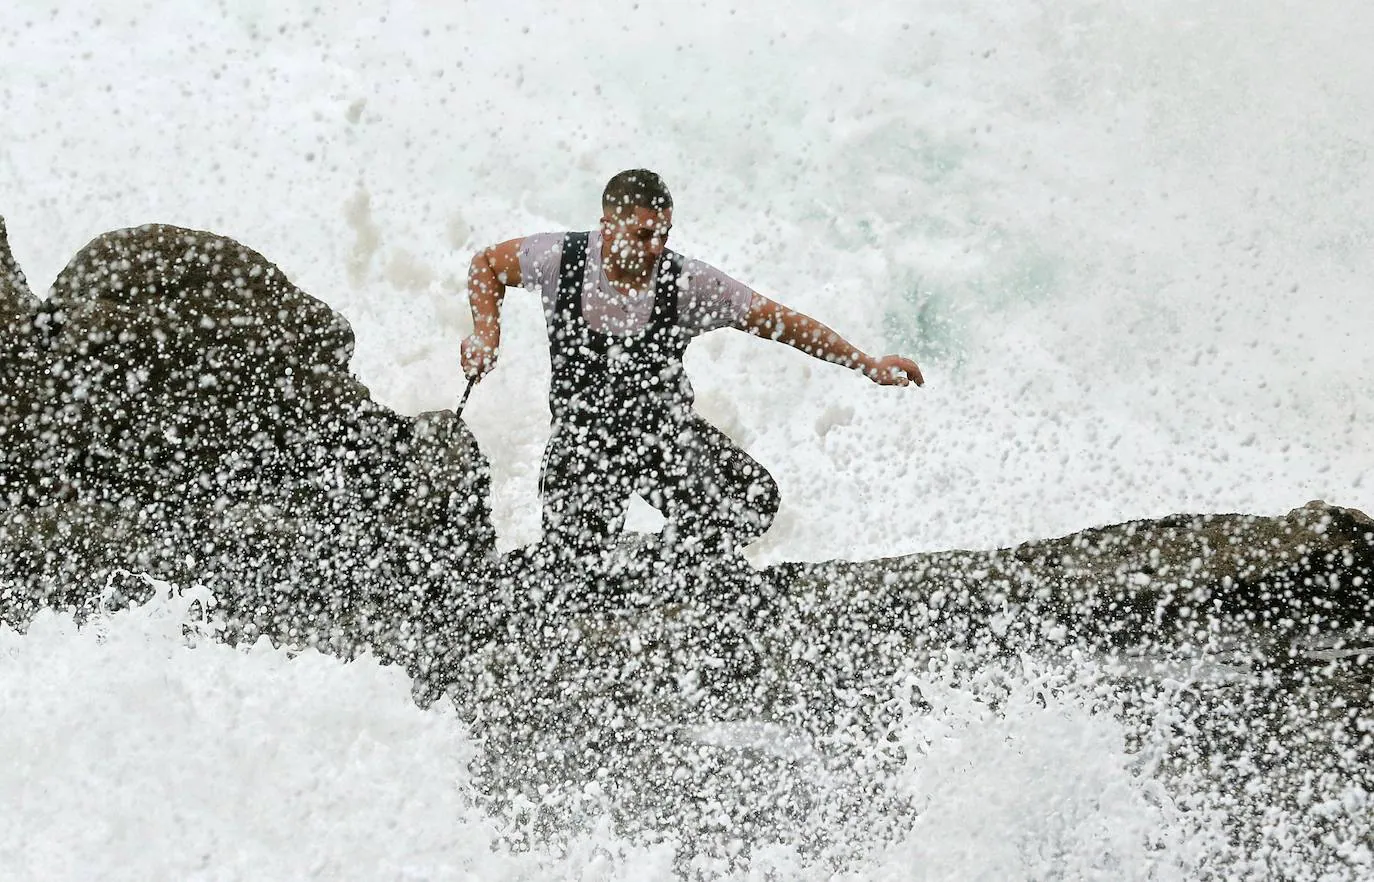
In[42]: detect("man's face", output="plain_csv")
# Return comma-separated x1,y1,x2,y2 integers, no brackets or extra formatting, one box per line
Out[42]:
602,205,672,279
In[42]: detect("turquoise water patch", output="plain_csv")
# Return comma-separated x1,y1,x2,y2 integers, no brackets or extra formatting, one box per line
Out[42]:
881,238,1061,367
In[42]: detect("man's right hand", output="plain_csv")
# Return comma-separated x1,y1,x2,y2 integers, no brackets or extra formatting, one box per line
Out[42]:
866,354,924,387
461,334,500,380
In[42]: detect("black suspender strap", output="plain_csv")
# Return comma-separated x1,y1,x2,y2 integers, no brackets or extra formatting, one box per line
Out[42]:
650,251,682,331
554,231,590,321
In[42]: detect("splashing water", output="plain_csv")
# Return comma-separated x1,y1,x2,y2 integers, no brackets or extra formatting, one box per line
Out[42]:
3,0,1373,877
5,583,1368,879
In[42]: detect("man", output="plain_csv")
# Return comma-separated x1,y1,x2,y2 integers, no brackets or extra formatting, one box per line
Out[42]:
462,169,922,562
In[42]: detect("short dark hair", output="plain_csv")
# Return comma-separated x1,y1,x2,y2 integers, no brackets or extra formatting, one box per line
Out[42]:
602,169,672,215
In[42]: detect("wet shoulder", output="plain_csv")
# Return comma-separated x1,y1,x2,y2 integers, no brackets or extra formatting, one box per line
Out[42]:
517,231,568,290
675,253,755,332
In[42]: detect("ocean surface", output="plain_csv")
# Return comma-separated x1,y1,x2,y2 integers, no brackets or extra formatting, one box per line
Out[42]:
2,1,1372,878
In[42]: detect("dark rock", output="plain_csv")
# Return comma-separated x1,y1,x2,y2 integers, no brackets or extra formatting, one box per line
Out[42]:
0,215,44,507
0,218,494,641
35,223,369,508
0,214,38,320
406,500,1374,727
407,501,1373,861
772,499,1374,658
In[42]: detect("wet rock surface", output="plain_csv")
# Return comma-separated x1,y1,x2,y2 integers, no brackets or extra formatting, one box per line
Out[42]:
0,217,493,648
411,500,1373,710
411,502,1372,869
0,214,38,320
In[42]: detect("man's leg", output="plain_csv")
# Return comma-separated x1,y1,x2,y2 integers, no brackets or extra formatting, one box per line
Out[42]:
639,412,780,557
539,420,636,554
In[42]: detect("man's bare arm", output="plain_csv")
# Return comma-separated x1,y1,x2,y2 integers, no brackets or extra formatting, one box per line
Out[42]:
462,238,524,380
741,293,923,387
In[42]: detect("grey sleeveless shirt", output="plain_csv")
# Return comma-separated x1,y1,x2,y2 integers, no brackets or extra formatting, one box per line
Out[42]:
518,230,754,339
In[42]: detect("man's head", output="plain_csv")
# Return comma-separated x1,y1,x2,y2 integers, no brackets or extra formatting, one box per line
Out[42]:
600,169,673,281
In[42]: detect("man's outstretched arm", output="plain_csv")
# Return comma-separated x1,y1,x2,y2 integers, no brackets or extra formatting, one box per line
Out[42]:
462,238,524,380
740,293,924,387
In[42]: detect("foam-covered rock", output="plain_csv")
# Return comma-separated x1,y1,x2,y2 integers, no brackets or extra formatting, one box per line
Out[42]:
36,223,369,507
0,218,493,644
0,215,44,506
0,214,37,320
408,501,1374,722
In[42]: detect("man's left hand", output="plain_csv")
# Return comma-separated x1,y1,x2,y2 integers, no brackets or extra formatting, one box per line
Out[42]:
866,354,924,387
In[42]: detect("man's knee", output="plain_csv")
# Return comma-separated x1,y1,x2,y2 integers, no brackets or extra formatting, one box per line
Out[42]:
748,466,780,529
735,465,779,538
699,459,777,542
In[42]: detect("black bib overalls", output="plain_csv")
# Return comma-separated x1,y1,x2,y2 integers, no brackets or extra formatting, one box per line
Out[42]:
538,232,779,557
